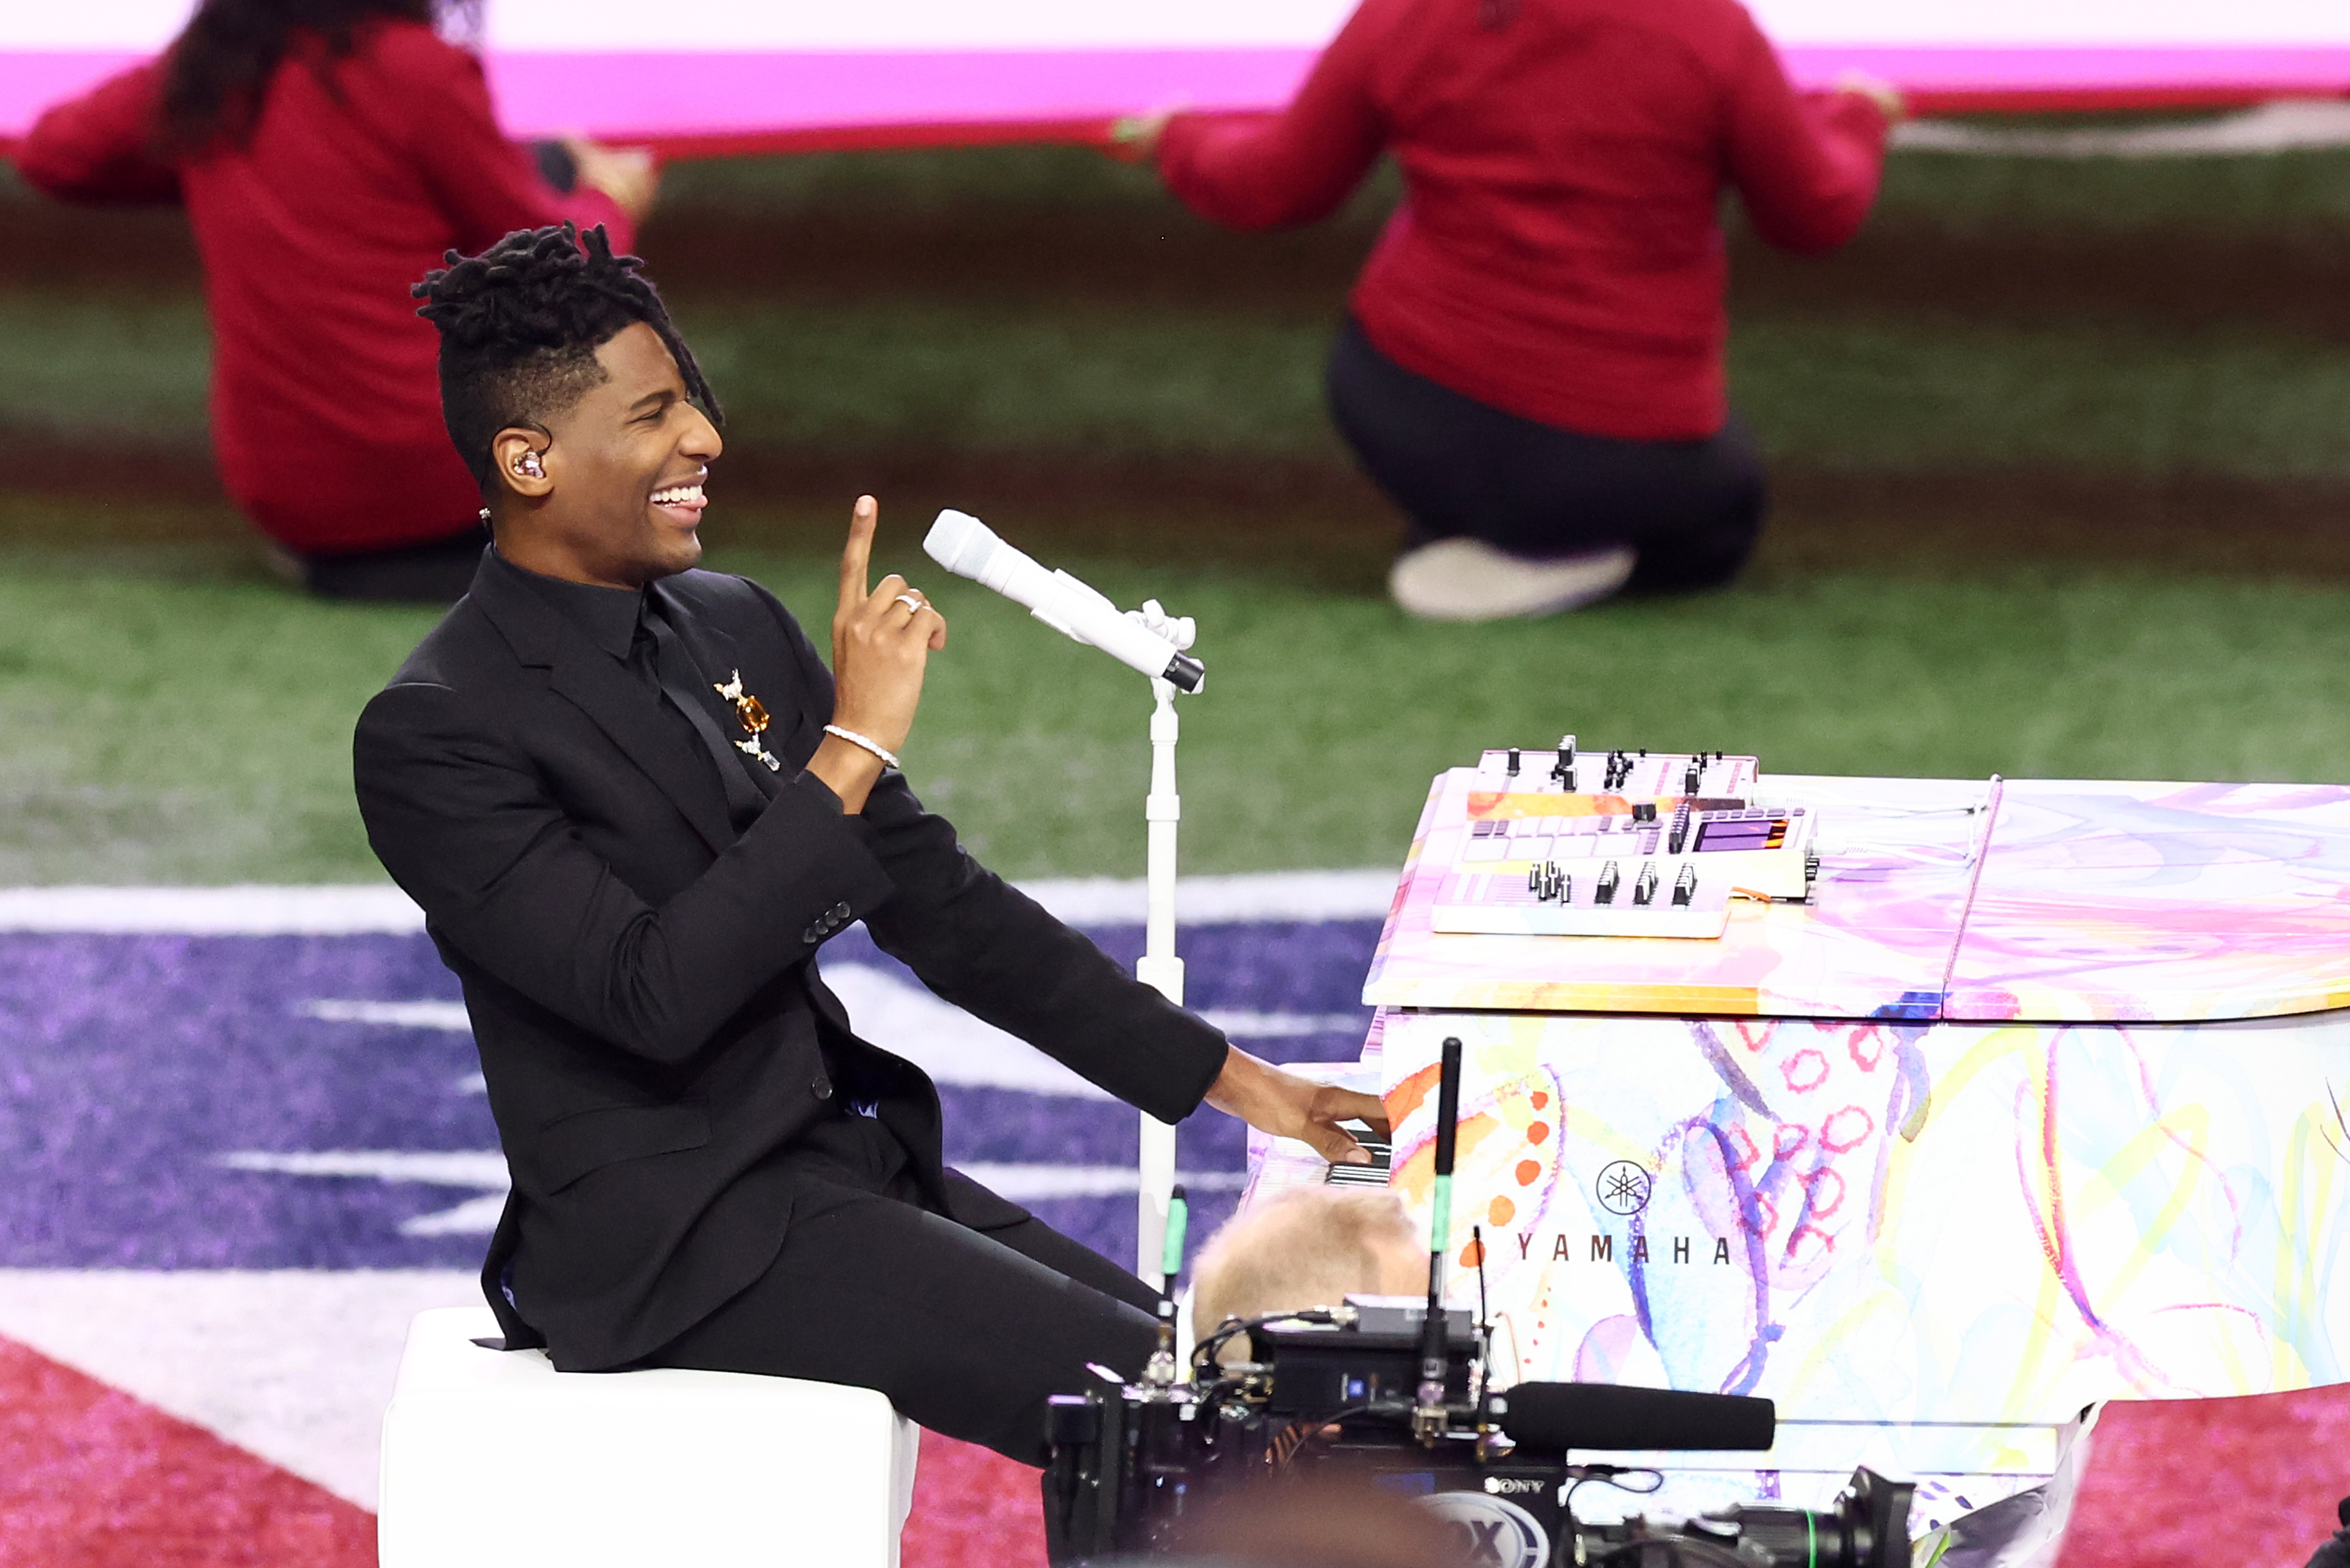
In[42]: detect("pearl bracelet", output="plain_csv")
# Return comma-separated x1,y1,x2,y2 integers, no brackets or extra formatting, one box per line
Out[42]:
822,724,902,771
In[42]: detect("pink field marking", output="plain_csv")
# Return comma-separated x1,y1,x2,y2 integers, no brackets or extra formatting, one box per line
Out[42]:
0,1334,376,1568
485,49,1321,142
7,46,2349,151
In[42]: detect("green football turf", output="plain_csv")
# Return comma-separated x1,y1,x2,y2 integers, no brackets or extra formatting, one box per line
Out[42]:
2,138,2347,884
3,511,2346,886
12,146,2350,479
14,287,2350,481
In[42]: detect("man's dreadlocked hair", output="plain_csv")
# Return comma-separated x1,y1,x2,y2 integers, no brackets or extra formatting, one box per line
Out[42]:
412,224,723,495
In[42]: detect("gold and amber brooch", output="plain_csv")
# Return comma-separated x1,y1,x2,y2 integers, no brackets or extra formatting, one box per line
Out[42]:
712,669,782,771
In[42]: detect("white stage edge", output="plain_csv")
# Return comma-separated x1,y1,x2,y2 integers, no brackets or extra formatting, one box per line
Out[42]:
0,870,1400,935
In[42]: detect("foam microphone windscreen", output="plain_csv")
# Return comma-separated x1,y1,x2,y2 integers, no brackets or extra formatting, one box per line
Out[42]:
924,509,1002,581
1493,1382,1775,1452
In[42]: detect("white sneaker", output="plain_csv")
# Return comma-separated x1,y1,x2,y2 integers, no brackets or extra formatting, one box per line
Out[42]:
1388,538,1637,621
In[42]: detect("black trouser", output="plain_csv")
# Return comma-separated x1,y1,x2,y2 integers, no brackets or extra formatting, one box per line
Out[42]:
1325,317,1768,593
296,527,486,603
638,1112,1160,1467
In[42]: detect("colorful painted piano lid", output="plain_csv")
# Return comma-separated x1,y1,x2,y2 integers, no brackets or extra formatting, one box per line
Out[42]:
1361,761,2350,1024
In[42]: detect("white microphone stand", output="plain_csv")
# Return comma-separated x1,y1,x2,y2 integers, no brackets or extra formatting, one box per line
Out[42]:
1128,604,1195,1289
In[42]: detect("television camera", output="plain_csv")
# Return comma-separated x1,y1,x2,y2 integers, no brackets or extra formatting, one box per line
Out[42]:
1044,1040,1912,1567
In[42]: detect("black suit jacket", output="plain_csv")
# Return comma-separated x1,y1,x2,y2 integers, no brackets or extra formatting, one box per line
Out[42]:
352,551,1228,1370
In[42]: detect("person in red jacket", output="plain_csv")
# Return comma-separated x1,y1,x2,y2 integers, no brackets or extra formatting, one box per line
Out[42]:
18,0,656,601
1125,0,1899,620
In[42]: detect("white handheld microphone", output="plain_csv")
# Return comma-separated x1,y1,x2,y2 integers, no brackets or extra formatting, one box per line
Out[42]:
924,510,1205,693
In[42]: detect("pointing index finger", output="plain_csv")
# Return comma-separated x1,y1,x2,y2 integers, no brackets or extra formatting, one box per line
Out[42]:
838,496,878,617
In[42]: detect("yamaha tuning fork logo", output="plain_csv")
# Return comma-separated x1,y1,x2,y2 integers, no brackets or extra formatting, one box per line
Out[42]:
1596,1159,1652,1216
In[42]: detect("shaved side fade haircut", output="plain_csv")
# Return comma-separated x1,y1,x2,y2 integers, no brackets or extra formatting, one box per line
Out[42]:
412,222,722,494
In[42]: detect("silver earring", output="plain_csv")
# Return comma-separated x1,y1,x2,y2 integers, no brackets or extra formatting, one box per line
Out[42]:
513,452,544,479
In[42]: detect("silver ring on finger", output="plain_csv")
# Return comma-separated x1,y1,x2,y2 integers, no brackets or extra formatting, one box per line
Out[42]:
894,592,924,613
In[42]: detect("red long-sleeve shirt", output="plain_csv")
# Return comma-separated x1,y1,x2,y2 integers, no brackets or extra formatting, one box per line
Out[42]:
18,21,629,554
1158,0,1887,442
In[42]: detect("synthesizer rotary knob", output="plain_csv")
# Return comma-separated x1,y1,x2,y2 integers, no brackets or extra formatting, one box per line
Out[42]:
1550,734,1577,791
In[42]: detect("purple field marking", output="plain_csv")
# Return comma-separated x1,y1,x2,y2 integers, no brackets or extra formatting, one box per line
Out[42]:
0,920,1379,1274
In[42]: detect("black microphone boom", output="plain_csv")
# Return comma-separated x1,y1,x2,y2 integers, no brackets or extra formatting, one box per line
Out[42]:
1492,1381,1776,1452
1414,1037,1466,1434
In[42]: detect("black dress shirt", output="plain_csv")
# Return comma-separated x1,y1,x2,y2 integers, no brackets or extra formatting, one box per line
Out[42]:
487,549,776,830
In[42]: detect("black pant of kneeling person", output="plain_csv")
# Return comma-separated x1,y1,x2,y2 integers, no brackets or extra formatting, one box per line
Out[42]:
1328,318,1768,622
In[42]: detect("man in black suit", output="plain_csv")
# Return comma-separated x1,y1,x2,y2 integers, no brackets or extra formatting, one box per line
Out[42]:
356,223,1385,1464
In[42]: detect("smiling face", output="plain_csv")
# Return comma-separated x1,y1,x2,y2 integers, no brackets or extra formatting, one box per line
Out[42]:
488,321,723,589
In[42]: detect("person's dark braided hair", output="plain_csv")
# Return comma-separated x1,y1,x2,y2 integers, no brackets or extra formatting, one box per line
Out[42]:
158,0,472,156
412,223,723,496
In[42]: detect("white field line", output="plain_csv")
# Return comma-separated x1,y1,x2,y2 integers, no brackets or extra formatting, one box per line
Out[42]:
302,993,1365,1043
214,1149,1246,1234
0,884,427,934
0,869,1399,933
0,1267,483,1511
958,1164,1251,1200
259,964,1348,1233
306,999,472,1029
216,1150,511,1186
303,985,1365,1104
1197,1009,1365,1037
1895,98,2350,158
299,965,1367,1105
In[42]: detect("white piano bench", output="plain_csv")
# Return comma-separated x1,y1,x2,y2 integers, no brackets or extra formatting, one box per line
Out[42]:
379,1306,920,1568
